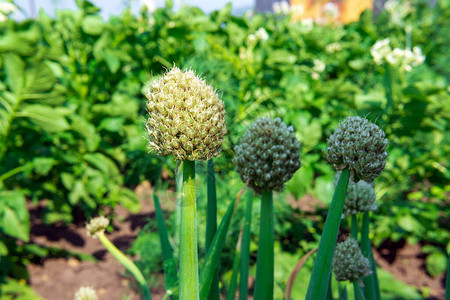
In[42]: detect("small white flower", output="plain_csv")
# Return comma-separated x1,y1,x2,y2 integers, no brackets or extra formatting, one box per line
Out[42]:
412,46,425,65
0,2,17,15
141,0,155,13
371,38,391,65
290,4,304,16
301,18,314,31
311,72,320,80
0,13,7,22
385,52,397,65
247,33,256,43
323,2,340,19
313,59,326,73
272,2,281,14
384,0,412,25
326,42,342,53
280,1,290,14
255,27,269,42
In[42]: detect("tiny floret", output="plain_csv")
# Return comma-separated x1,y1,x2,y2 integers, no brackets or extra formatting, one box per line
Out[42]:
332,237,371,282
233,117,301,194
343,180,377,216
74,286,98,300
86,216,109,238
326,116,388,182
145,67,227,161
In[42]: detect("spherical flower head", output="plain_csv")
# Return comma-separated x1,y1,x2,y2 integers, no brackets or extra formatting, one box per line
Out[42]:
233,117,301,194
326,116,388,182
332,237,371,282
74,286,98,300
86,216,109,238
343,180,377,216
145,67,227,161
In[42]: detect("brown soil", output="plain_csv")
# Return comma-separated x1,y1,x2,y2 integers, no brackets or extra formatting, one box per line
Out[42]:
27,188,446,300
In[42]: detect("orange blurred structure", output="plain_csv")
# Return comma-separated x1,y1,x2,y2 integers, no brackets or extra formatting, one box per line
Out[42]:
290,0,373,24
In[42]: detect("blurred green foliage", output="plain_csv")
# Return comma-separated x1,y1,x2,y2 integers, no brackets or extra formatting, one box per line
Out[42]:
0,0,449,297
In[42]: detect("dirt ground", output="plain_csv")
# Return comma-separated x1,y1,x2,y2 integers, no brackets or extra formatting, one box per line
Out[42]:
27,183,446,300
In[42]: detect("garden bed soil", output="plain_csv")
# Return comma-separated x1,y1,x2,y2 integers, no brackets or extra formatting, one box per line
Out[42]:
27,183,446,300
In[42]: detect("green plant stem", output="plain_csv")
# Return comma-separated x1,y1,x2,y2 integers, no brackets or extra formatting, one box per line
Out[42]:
326,273,334,300
205,159,220,300
351,215,358,240
153,190,176,299
338,282,348,300
239,191,253,300
180,160,199,300
306,168,350,300
361,212,381,300
98,232,151,300
353,280,366,300
227,231,242,300
254,189,274,300
446,251,450,300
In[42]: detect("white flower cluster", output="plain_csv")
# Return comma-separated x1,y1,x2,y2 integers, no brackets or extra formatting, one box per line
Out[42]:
326,42,342,53
247,27,269,44
301,18,314,31
272,1,290,15
141,0,156,14
384,0,412,25
323,2,340,19
74,286,98,300
311,59,326,80
0,1,17,22
272,1,304,16
371,38,425,71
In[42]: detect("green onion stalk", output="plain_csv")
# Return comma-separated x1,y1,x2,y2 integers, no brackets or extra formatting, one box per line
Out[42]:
233,117,302,300
86,217,151,300
144,67,227,300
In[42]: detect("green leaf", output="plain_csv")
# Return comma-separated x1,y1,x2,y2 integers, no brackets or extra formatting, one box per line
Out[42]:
20,104,69,132
82,15,105,35
33,157,56,176
425,251,447,277
69,181,87,205
2,206,29,242
397,215,425,233
266,50,297,65
103,49,121,73
118,188,141,213
99,117,125,132
0,240,8,256
4,53,25,94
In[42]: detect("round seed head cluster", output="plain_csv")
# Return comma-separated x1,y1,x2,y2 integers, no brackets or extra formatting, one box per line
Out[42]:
145,67,227,161
343,180,377,215
74,286,98,300
326,116,388,182
233,117,301,194
332,237,371,282
86,216,109,238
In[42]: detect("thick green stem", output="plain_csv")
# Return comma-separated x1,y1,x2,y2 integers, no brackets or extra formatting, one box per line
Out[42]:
306,168,350,300
254,190,274,300
446,252,450,300
361,212,381,300
98,233,151,300
180,160,199,300
353,280,366,300
351,215,358,240
239,192,253,300
205,159,220,300
227,232,242,300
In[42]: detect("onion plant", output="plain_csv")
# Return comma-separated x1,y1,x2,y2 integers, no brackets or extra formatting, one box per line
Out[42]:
234,117,301,299
144,67,227,300
306,116,388,300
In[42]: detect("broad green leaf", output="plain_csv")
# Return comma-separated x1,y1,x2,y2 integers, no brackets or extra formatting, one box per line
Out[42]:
103,49,121,73
425,251,447,277
19,104,69,132
266,50,297,65
0,241,8,256
2,206,29,242
33,157,56,176
82,15,105,35
118,188,141,213
4,53,25,94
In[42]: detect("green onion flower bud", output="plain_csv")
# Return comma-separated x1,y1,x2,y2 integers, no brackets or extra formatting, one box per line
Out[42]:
86,216,109,238
74,286,98,300
326,116,388,182
233,117,301,194
343,180,377,216
332,237,371,282
145,67,227,161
